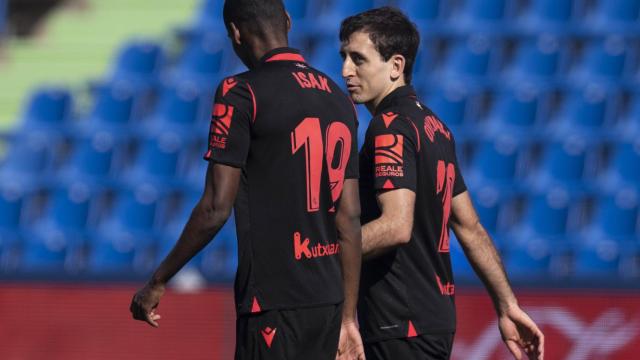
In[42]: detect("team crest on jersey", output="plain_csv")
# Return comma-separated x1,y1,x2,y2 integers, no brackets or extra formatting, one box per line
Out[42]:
209,103,234,149
375,134,404,177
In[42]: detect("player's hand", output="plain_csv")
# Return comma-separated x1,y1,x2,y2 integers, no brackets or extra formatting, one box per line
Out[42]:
498,305,544,360
336,321,365,360
130,282,165,328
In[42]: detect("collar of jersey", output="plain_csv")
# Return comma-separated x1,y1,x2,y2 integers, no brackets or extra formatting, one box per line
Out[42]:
260,47,306,64
374,85,417,116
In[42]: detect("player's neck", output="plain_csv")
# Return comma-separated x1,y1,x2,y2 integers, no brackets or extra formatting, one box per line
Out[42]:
366,78,407,115
247,38,289,69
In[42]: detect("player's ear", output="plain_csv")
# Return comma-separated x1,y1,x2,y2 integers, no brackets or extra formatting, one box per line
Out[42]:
285,11,292,33
229,22,242,45
389,54,406,82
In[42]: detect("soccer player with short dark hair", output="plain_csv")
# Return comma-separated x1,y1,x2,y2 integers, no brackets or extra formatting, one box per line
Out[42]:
339,7,544,360
130,1,365,359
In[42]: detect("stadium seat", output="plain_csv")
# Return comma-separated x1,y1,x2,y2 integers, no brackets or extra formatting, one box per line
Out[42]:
190,0,225,33
284,0,310,20
145,82,206,134
591,188,639,238
531,136,590,187
125,132,187,186
310,38,343,85
519,0,577,33
451,0,511,33
574,239,621,277
468,136,522,182
440,35,497,79
423,81,479,133
588,0,640,32
88,184,162,272
0,133,61,185
397,0,442,22
59,132,128,183
472,185,506,234
604,140,640,187
522,188,573,236
484,83,544,137
573,36,630,82
506,35,564,80
175,33,226,84
504,238,552,278
19,87,73,130
552,83,614,136
110,40,163,85
80,81,141,133
21,183,98,272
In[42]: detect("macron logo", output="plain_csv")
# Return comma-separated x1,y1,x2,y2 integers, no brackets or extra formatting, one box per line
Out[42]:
261,327,276,348
293,232,340,260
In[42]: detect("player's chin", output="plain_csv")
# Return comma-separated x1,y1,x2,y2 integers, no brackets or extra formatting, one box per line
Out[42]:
348,92,366,104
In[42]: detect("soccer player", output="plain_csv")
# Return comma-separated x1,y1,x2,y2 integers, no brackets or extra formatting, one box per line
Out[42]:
339,7,544,360
129,1,365,359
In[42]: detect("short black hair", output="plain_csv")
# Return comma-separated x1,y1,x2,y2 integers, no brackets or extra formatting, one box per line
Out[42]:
339,7,420,84
223,0,288,40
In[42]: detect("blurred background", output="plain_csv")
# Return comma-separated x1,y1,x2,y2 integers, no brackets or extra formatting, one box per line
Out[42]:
0,0,638,359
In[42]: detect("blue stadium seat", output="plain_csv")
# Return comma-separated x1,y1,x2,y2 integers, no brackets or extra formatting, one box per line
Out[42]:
468,136,522,182
531,136,590,188
484,84,544,137
0,133,61,185
522,188,573,236
591,188,639,238
552,84,614,136
125,133,187,186
19,87,72,130
0,183,26,231
191,0,224,33
519,0,577,32
80,81,141,133
506,35,564,80
440,35,497,79
574,239,621,277
572,37,630,82
110,40,163,85
329,0,374,18
451,0,511,33
604,140,640,188
423,81,479,135
22,183,98,271
588,0,640,32
504,238,552,278
397,0,442,22
284,0,310,20
59,132,127,183
176,33,226,84
88,184,162,272
145,82,206,135
310,38,343,85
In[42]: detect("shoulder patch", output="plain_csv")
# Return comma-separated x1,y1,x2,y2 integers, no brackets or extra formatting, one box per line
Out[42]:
382,112,398,128
222,77,238,97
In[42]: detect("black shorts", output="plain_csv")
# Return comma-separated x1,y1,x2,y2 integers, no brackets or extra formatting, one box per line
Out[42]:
235,303,343,360
364,333,455,360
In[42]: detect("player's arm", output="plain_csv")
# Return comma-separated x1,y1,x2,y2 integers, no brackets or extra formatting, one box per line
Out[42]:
450,192,544,359
335,179,362,324
130,163,240,327
361,189,415,260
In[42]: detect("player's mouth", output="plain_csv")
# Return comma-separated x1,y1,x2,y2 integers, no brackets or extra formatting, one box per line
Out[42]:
346,84,359,92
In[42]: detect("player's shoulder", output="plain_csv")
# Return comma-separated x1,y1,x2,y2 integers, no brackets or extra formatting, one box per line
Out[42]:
214,72,254,98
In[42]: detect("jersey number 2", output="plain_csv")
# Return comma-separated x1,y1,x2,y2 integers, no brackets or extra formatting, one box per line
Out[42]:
291,117,352,212
436,160,456,252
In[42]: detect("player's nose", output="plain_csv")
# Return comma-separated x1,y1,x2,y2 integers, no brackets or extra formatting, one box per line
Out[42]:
342,58,355,79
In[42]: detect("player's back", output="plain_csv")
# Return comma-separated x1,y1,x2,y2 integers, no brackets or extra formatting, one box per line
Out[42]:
205,48,358,315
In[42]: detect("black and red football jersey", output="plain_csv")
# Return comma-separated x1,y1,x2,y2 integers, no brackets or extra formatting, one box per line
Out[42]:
358,85,467,342
203,48,359,315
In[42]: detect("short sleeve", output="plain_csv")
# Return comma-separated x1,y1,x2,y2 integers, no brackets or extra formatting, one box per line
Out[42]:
368,113,418,192
203,76,255,168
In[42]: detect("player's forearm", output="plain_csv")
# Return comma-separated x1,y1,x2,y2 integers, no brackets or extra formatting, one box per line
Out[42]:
454,223,517,314
337,213,362,323
361,215,410,260
150,203,230,286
